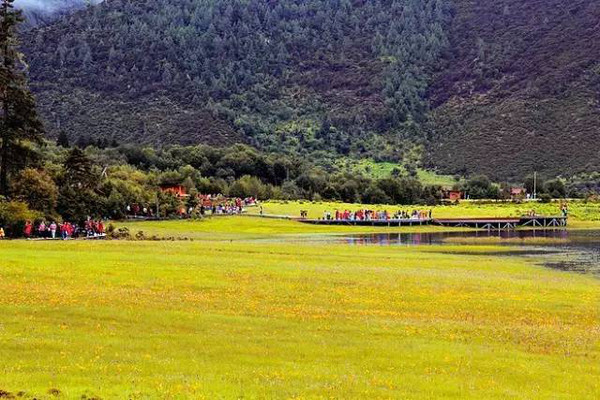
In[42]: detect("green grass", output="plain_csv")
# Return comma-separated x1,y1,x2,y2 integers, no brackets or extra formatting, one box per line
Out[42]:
0,240,598,398
334,158,459,186
117,216,463,241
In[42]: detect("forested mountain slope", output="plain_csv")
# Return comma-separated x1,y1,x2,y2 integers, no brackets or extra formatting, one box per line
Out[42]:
24,0,452,158
427,0,600,180
21,0,600,180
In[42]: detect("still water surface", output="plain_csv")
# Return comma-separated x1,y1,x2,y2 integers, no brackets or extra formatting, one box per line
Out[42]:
284,229,600,275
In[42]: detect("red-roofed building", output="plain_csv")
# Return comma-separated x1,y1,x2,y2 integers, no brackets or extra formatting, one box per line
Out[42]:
160,184,188,198
443,190,463,202
510,187,527,199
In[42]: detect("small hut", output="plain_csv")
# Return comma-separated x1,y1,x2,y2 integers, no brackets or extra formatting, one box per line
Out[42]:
510,187,527,200
160,184,188,198
443,189,464,202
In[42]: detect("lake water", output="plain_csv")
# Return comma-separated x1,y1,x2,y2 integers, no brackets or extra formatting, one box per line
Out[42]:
292,229,600,276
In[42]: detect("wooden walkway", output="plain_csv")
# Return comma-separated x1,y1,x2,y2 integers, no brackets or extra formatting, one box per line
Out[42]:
299,216,567,230
300,218,433,227
432,216,567,230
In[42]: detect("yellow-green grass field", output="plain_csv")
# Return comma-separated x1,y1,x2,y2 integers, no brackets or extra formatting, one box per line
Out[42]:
117,216,466,241
1,239,599,399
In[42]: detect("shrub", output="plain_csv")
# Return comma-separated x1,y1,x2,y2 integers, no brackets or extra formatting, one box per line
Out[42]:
11,168,59,215
0,200,42,237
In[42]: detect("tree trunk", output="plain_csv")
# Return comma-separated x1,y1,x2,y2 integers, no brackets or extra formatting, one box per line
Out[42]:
0,124,8,196
0,1,10,196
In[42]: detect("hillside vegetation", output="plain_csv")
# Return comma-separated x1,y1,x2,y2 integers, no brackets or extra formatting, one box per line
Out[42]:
427,0,600,179
16,0,100,27
25,0,452,160
21,0,600,179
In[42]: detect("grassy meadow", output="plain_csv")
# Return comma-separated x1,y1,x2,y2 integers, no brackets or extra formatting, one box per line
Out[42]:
334,159,459,186
3,201,600,398
1,239,599,399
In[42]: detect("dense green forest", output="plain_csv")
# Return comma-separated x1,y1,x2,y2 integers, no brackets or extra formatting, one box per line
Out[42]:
24,0,453,160
19,0,600,180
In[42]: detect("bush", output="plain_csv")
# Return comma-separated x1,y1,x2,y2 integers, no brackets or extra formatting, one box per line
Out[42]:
362,184,391,204
228,175,268,199
544,179,566,199
0,200,42,237
464,175,499,199
11,168,59,215
109,227,131,240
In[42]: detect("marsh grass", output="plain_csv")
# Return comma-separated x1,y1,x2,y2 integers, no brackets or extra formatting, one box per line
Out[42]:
0,240,599,398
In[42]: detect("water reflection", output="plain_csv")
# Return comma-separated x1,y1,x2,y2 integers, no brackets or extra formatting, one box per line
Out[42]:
337,229,570,246
328,229,600,275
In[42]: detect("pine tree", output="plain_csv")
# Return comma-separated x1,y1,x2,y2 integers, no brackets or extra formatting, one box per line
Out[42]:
0,0,43,196
56,130,70,148
58,147,100,222
62,147,95,189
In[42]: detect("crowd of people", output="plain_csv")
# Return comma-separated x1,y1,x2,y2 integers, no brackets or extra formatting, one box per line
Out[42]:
125,195,258,219
20,219,106,240
319,209,433,221
197,196,258,216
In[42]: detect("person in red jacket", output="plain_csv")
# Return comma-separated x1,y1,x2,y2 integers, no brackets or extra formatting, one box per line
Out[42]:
60,222,68,240
23,221,33,239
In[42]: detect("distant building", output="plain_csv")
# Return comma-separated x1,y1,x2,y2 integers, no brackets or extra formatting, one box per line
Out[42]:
443,189,463,202
510,187,527,199
160,184,188,198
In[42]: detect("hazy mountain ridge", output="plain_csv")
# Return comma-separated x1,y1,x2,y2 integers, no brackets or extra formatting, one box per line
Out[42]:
16,0,101,26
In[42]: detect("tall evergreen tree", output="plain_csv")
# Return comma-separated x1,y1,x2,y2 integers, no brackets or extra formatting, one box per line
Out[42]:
56,130,70,147
0,0,43,196
62,147,95,189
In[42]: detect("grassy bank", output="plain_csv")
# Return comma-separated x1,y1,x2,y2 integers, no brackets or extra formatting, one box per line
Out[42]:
117,217,466,241
0,240,598,398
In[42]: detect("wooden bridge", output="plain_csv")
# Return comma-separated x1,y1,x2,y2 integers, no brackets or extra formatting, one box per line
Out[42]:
431,216,567,230
299,218,433,227
298,216,567,230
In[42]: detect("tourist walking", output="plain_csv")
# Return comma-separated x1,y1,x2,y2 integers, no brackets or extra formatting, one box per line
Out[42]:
38,221,47,238
49,222,57,239
23,221,33,239
97,220,105,235
0,226,4,240
60,222,69,240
